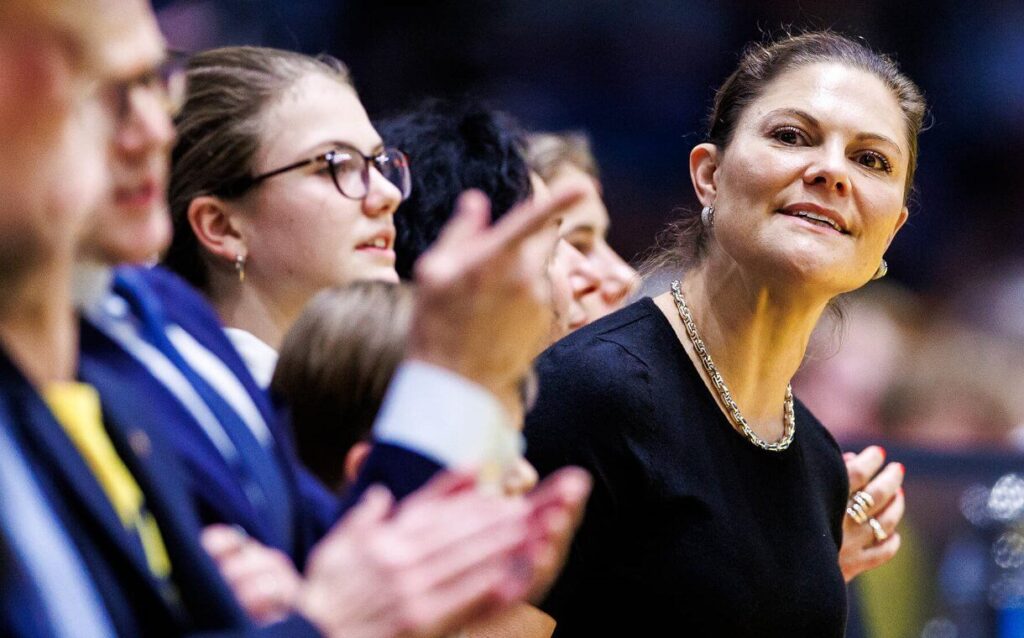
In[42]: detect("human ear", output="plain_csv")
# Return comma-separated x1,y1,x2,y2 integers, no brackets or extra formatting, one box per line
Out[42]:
343,441,372,486
187,195,246,263
689,143,719,208
884,205,910,250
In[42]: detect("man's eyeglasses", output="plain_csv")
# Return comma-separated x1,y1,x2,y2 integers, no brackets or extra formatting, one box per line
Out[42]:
102,50,189,125
220,145,412,202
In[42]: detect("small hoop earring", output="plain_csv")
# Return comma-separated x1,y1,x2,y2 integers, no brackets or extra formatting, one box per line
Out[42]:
872,258,888,281
235,254,246,283
701,205,715,229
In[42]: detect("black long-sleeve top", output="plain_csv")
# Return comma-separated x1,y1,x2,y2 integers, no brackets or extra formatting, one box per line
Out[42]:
526,297,849,637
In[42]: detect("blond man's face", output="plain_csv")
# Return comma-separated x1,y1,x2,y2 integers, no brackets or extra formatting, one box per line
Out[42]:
0,6,112,288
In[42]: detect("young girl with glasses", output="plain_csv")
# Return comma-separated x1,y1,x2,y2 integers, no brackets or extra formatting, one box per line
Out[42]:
163,47,410,386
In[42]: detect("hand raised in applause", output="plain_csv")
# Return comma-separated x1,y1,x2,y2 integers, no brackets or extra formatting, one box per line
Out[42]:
408,187,585,412
294,467,590,638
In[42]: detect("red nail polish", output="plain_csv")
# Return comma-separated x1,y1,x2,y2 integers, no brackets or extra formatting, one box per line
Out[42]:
878,446,887,460
897,462,905,475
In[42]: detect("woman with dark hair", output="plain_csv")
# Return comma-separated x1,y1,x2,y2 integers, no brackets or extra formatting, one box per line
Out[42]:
525,31,921,636
379,98,599,343
380,98,533,281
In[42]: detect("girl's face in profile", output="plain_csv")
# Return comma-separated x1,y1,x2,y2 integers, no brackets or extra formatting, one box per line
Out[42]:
547,164,637,322
237,73,401,311
701,62,910,297
535,173,599,343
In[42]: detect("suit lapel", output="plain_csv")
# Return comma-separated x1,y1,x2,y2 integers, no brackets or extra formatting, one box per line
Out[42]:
77,320,269,538
0,348,159,600
93,383,249,631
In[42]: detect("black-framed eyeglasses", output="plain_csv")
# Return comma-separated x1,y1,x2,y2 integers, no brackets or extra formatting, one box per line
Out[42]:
219,145,412,202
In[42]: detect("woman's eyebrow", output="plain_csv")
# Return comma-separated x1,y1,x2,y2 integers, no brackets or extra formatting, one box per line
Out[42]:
763,107,819,127
854,132,903,157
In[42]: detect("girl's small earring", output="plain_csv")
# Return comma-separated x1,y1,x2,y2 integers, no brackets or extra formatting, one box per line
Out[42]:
235,254,246,284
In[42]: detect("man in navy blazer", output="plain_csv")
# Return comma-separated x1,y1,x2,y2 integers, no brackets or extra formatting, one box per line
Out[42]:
0,0,589,635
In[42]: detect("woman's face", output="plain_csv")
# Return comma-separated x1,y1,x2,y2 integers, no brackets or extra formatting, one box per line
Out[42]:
547,164,638,322
237,74,401,313
698,62,910,297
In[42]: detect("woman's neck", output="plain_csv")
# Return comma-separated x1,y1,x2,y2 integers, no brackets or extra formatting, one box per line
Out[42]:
654,256,829,441
0,260,79,387
208,274,302,351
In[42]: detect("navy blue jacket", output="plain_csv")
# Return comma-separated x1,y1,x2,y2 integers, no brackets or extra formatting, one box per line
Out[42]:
78,267,442,564
0,345,320,637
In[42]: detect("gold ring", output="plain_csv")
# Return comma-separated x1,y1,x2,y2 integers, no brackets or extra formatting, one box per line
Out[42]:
846,502,868,525
867,517,888,544
852,490,875,511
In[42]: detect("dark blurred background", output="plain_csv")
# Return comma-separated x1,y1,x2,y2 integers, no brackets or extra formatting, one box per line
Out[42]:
153,2,1024,637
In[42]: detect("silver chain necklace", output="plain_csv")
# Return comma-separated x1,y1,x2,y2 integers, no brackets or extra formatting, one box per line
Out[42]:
669,280,795,452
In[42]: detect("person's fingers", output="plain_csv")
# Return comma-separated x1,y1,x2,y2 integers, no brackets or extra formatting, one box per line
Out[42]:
395,470,478,512
479,186,586,254
234,573,296,624
525,467,591,529
872,489,905,536
854,462,904,516
328,484,393,540
219,544,295,586
850,532,902,575
401,557,518,637
846,445,886,493
518,468,591,600
429,190,492,253
414,191,493,285
415,513,532,592
523,469,590,556
201,524,249,562
393,490,530,558
528,467,592,507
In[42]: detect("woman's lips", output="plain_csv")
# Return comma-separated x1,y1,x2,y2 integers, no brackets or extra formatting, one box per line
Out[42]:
777,203,849,234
